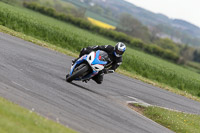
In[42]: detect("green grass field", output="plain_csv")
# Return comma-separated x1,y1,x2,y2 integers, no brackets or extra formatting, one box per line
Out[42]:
0,2,200,98
186,61,200,73
130,103,200,133
122,49,200,96
145,106,200,132
0,97,77,133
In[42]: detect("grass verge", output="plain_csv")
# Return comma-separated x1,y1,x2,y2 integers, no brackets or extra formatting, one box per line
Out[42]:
128,103,200,133
0,25,78,58
0,97,77,133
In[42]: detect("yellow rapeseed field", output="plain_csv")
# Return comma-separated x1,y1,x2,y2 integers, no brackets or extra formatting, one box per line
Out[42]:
87,17,116,30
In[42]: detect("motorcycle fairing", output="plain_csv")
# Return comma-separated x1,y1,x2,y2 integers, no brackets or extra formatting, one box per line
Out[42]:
70,55,87,76
69,50,107,81
92,50,107,65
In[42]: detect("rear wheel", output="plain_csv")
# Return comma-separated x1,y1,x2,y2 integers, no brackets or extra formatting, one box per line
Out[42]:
66,64,89,82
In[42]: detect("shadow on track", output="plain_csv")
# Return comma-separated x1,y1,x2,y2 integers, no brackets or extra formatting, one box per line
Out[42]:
69,82,107,98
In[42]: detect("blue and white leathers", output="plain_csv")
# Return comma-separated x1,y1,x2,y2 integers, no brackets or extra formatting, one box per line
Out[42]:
69,50,108,81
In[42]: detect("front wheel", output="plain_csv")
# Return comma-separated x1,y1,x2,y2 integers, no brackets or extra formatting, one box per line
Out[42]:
66,64,89,82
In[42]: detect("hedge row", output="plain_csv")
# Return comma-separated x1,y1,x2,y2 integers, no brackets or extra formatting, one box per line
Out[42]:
23,2,180,62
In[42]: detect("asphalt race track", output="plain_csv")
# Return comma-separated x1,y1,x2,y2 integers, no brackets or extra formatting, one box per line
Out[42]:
1,32,200,133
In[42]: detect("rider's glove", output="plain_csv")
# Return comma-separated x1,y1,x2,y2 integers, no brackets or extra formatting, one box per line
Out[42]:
107,70,114,73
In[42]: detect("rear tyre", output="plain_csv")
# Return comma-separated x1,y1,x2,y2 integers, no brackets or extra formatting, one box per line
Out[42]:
66,64,89,82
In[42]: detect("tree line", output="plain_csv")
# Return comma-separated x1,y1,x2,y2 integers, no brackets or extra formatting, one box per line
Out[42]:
117,13,200,64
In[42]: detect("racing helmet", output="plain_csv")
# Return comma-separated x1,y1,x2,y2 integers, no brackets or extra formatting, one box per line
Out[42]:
114,42,126,57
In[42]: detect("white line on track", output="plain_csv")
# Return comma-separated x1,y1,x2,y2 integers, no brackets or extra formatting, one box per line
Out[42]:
126,95,198,115
12,81,30,91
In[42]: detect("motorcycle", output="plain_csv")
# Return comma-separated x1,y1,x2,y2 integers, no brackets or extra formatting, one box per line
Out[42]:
66,50,110,83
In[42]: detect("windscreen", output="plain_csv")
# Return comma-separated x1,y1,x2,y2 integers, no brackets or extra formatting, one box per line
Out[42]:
98,51,110,62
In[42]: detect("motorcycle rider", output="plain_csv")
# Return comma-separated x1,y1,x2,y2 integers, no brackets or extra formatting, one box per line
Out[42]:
72,42,126,84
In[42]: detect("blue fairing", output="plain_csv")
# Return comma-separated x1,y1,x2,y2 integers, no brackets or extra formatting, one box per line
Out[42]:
92,50,107,65
70,50,107,81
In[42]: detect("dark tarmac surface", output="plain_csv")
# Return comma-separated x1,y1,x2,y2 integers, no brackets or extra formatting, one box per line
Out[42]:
1,32,200,133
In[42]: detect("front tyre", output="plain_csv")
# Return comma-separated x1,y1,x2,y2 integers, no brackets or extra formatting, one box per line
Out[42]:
66,64,89,82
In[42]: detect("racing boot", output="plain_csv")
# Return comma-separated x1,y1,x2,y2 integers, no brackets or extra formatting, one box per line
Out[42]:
92,72,104,84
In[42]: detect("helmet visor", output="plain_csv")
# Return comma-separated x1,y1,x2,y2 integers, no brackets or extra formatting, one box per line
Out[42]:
116,49,124,55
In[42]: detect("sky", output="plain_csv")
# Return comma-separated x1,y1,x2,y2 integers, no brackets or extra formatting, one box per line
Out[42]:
125,0,200,27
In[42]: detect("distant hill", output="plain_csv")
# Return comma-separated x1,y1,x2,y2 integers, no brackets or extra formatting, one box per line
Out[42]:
63,0,200,47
